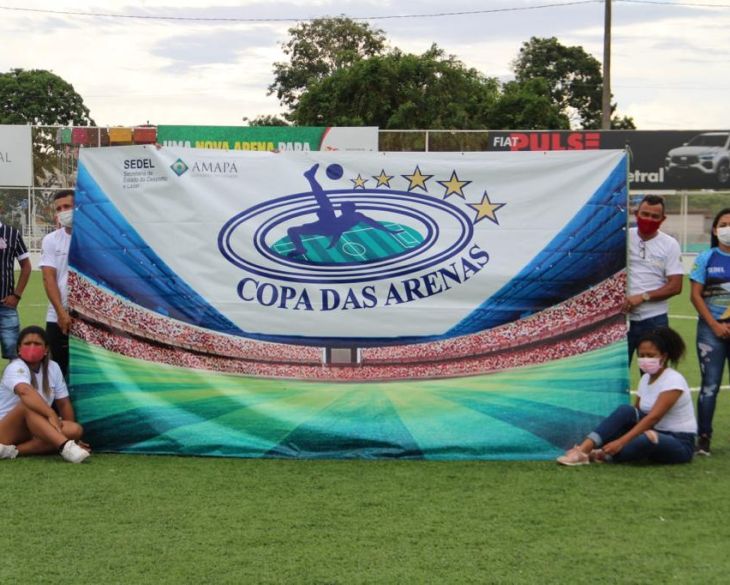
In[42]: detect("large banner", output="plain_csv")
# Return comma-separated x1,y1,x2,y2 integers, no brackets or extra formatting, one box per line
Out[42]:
0,125,33,187
487,130,730,190
69,146,629,460
157,125,378,152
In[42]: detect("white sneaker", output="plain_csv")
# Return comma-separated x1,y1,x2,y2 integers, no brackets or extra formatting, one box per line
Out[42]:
60,441,90,464
556,445,590,466
0,443,18,460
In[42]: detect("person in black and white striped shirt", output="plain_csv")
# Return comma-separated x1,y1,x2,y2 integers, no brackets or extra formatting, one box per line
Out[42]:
0,218,31,359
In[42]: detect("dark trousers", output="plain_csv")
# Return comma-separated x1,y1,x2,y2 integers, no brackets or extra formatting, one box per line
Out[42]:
588,404,695,464
46,321,69,381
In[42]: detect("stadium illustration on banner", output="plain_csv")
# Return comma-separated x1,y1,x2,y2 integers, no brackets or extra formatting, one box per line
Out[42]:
68,146,630,460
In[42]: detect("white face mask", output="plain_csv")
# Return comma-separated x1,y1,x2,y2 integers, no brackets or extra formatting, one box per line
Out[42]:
638,357,663,375
58,209,73,228
717,226,730,246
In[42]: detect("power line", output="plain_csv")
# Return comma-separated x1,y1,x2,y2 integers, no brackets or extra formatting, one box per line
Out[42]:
1,1,727,24
618,1,730,7
0,2,602,23
2,0,728,25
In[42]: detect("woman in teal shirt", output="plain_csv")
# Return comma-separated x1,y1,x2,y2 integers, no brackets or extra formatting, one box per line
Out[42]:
690,207,730,455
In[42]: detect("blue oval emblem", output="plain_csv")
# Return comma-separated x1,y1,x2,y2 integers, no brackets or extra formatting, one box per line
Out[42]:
219,163,474,284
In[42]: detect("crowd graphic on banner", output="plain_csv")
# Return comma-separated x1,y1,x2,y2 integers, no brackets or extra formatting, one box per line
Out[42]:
68,271,626,381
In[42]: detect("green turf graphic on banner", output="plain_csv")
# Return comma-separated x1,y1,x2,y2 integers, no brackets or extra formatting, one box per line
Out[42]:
271,222,424,264
71,338,628,461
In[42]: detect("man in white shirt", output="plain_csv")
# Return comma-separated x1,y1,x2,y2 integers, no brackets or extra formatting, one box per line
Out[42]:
624,195,684,361
40,189,74,379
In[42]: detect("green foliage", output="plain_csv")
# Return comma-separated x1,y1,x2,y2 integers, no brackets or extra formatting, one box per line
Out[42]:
513,36,605,129
0,69,93,187
427,131,491,152
292,45,500,129
489,78,570,130
243,114,290,127
379,131,427,152
0,68,94,126
512,36,636,130
267,22,632,131
612,114,637,129
0,189,28,230
269,17,387,111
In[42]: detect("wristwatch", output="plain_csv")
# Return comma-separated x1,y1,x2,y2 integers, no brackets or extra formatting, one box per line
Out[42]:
641,292,651,302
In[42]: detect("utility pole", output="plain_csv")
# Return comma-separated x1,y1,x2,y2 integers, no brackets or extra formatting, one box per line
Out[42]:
601,0,612,129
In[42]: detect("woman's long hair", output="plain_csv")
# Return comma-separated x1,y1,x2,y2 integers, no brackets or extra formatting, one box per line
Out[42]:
710,207,730,248
16,326,51,399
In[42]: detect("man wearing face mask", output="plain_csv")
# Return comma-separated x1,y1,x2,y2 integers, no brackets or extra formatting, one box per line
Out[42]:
624,195,684,362
40,189,75,380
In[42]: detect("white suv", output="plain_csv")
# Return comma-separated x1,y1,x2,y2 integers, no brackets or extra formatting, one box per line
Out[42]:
665,132,730,186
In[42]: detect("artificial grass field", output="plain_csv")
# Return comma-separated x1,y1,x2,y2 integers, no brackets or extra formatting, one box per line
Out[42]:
1,273,729,584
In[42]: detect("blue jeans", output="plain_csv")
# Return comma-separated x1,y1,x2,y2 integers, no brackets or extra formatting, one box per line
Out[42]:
627,313,669,363
0,304,19,359
587,404,695,463
696,318,730,438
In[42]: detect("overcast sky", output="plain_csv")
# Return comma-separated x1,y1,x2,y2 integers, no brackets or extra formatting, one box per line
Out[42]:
2,0,729,129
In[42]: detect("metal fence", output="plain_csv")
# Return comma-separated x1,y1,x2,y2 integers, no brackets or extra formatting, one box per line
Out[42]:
2,126,727,255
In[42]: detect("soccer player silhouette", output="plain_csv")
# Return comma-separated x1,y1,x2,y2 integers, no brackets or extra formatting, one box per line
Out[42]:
287,163,403,257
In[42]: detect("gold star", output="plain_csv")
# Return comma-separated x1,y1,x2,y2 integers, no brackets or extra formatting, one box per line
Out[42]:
350,174,368,189
437,171,471,199
373,169,393,188
468,191,506,225
401,166,433,192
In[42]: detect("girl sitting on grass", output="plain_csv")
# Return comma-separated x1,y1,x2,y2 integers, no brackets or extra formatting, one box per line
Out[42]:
0,325,90,463
557,327,696,465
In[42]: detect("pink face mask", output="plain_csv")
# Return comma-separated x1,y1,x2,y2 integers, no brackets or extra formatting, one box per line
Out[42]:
19,345,45,363
638,357,663,375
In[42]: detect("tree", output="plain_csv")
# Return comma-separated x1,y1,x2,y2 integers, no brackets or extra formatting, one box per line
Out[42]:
291,45,500,129
610,114,636,130
267,24,634,131
0,68,94,126
512,36,634,129
269,17,387,112
243,114,290,127
0,69,94,190
489,79,570,130
512,37,603,128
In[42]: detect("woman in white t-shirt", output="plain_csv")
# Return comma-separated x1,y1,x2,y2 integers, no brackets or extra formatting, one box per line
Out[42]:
557,327,696,466
0,326,90,463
